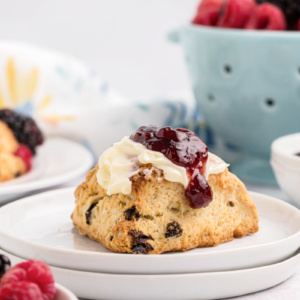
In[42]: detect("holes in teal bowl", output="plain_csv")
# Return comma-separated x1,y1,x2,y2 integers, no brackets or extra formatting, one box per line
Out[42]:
207,93,216,106
264,98,276,110
223,64,232,74
207,93,215,102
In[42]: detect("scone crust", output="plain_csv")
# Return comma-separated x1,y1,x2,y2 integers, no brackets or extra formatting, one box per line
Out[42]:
72,165,259,254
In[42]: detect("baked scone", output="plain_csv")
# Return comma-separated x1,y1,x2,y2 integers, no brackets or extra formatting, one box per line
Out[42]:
0,121,19,153
72,126,259,254
0,109,44,183
0,121,26,182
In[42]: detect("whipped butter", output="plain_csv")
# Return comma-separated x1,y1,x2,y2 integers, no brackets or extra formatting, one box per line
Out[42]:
97,136,229,195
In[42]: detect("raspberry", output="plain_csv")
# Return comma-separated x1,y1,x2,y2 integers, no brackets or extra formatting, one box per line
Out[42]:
255,0,300,28
218,0,256,28
298,18,300,30
14,144,33,171
245,3,286,30
0,282,43,300
0,109,43,154
192,0,223,26
0,260,55,300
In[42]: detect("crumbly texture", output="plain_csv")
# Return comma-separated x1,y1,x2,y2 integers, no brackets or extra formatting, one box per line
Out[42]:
72,165,259,254
0,121,26,182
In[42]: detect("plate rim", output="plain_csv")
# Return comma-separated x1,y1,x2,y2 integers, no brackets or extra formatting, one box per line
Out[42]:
0,138,93,195
0,188,299,260
2,247,300,300
2,246,300,277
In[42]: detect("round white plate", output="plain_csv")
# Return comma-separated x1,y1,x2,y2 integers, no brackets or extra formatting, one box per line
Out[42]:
0,189,299,274
0,138,93,204
55,283,78,300
2,248,300,300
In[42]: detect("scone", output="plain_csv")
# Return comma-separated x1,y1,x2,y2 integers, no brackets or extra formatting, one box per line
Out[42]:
72,126,259,254
0,109,44,183
0,121,26,182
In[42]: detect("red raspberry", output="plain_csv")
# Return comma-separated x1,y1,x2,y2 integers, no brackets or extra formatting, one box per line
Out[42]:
218,0,256,28
192,0,223,26
0,260,55,300
14,144,33,171
245,3,286,30
0,282,43,300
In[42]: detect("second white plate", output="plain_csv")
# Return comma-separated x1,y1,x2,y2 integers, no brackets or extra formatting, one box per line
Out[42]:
0,189,299,274
2,247,300,300
0,138,93,203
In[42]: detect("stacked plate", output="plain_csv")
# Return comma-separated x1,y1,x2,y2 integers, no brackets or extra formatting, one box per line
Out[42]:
0,137,93,203
0,189,300,299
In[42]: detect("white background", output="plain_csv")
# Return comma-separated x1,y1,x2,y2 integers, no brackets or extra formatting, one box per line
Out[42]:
0,0,199,99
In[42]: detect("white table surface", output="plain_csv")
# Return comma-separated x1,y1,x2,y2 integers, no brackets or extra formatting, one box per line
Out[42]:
1,176,300,300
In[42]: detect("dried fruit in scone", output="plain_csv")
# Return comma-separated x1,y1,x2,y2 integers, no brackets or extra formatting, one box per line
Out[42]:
72,126,259,254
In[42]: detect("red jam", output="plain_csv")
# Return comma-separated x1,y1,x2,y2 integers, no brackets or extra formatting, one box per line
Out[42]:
130,125,213,208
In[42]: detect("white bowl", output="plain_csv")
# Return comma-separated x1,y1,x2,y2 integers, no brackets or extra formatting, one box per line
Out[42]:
55,283,78,300
271,133,300,207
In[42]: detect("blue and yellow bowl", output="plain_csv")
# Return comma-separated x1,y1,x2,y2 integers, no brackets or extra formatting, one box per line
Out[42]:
169,25,300,184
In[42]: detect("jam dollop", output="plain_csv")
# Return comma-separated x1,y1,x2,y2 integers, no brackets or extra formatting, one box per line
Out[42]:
130,125,212,208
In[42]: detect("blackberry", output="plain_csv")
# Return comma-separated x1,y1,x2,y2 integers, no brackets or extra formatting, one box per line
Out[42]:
0,109,43,154
0,254,11,278
255,0,300,27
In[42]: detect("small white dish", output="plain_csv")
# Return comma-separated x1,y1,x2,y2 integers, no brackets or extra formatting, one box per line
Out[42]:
55,283,78,300
2,247,300,300
0,189,299,274
0,138,93,204
271,133,300,207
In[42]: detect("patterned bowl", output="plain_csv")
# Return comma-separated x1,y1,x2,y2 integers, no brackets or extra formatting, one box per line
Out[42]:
0,42,195,159
169,25,300,184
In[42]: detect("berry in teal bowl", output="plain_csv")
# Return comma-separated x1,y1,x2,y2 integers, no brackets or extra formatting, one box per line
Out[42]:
168,0,300,185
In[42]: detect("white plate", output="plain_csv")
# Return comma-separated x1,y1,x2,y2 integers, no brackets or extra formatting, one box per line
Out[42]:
2,248,300,300
0,138,93,203
55,283,78,300
0,189,299,274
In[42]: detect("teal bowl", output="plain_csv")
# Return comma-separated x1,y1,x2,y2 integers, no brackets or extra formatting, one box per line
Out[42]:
169,25,300,184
